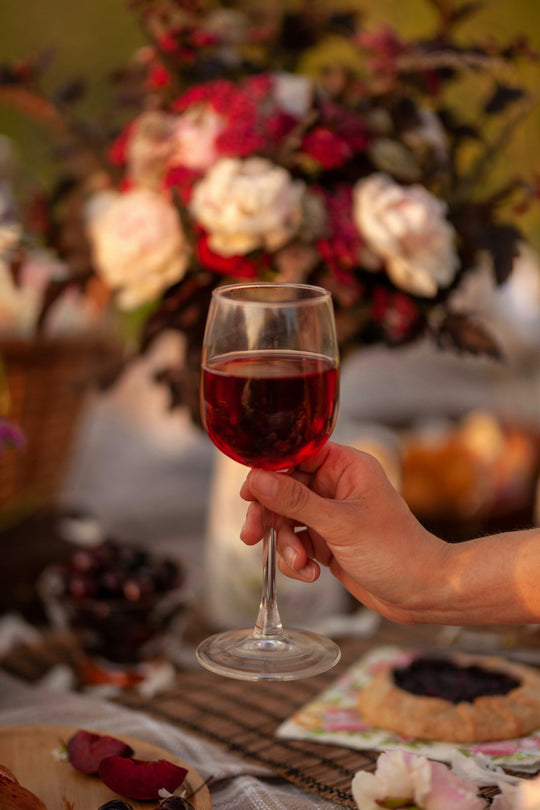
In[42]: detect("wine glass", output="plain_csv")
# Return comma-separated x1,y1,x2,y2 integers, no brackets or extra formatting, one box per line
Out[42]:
196,282,341,680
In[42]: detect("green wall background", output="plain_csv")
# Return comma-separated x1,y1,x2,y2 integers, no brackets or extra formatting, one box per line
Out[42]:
0,0,539,243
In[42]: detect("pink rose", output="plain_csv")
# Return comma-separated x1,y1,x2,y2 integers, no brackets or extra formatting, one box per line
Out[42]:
170,104,226,173
352,751,485,810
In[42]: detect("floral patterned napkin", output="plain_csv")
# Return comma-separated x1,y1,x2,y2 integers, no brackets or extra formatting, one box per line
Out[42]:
277,646,540,773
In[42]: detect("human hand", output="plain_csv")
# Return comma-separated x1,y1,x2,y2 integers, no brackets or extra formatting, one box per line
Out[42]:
240,441,448,624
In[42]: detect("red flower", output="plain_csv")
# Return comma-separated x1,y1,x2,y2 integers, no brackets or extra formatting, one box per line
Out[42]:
173,79,239,114
164,166,200,204
108,122,136,167
371,286,423,342
157,33,178,54
190,30,216,48
316,187,363,285
196,235,263,279
302,128,352,169
356,26,410,75
148,64,172,89
318,100,371,153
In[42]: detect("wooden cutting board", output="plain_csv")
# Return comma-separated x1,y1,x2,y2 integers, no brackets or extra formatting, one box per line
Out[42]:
0,725,212,809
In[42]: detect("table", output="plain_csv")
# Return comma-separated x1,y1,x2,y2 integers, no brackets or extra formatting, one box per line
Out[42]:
3,618,535,808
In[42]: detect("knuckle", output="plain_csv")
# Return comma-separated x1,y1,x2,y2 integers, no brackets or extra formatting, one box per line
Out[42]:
287,481,311,515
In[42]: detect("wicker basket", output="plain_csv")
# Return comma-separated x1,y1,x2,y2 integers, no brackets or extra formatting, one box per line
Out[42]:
1,337,115,515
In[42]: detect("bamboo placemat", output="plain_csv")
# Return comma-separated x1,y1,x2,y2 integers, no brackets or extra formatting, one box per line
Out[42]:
114,624,450,807
115,643,378,807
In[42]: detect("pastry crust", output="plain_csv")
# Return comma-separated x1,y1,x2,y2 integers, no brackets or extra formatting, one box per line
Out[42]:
0,765,46,810
357,652,540,742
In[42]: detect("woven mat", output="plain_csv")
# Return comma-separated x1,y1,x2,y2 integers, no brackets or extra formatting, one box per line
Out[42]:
113,624,448,808
117,656,375,807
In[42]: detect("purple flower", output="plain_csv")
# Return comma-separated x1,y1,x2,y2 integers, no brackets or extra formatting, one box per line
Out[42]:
0,418,25,453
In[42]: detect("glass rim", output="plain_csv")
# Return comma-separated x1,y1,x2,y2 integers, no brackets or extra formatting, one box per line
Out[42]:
211,281,332,306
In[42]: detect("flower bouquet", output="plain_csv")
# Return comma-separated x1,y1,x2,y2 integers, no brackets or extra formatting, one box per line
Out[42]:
0,0,539,423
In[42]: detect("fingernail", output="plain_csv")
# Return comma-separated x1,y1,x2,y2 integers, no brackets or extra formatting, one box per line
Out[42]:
298,561,317,582
283,545,297,570
253,469,278,496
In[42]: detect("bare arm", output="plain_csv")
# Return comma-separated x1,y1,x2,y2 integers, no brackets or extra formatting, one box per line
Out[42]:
240,441,540,626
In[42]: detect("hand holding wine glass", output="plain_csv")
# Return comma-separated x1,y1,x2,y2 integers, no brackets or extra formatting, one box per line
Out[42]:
197,282,341,680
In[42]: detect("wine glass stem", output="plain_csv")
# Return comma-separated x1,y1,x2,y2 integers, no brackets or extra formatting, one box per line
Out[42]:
253,508,284,640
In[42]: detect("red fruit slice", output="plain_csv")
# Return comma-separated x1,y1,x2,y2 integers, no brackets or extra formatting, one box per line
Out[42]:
67,730,134,775
98,756,188,800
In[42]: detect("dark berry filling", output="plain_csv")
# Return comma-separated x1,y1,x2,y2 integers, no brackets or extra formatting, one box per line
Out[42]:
392,655,521,703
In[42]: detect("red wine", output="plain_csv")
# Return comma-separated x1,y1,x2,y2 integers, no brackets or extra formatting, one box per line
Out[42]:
201,351,339,470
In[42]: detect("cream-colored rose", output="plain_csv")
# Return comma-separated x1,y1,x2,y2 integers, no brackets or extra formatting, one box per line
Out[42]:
170,105,226,172
87,188,190,309
190,157,306,256
353,172,459,297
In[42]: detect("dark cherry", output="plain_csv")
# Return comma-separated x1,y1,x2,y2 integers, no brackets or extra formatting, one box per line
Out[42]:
98,801,134,810
393,655,521,703
59,539,182,602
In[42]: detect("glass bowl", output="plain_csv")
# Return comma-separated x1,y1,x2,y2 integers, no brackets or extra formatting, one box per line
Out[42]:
39,540,188,664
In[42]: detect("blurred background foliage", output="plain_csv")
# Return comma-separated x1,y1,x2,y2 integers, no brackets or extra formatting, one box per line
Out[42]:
0,0,539,243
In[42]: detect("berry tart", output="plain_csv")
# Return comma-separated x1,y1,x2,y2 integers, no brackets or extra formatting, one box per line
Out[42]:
357,651,540,742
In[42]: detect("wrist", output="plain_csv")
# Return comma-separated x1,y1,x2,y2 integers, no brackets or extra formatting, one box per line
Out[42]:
396,532,455,624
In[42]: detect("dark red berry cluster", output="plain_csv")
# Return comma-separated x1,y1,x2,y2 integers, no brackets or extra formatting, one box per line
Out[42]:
57,541,182,604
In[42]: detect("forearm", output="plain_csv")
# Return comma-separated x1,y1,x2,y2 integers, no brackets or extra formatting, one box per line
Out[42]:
420,528,540,626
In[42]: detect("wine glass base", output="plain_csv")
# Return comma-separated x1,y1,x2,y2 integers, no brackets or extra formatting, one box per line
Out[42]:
196,627,341,681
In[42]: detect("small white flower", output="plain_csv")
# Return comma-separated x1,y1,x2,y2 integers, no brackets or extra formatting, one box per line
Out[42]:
126,110,179,189
190,156,306,256
353,172,459,298
272,72,314,119
87,188,190,309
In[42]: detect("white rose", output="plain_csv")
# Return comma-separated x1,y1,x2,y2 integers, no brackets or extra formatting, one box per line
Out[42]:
87,189,190,309
272,72,314,119
353,172,459,297
170,105,226,172
190,156,305,256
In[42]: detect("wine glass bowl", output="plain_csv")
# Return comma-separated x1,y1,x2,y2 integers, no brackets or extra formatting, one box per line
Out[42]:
197,282,341,680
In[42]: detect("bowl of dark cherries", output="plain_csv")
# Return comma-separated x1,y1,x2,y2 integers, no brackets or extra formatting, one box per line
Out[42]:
40,538,187,664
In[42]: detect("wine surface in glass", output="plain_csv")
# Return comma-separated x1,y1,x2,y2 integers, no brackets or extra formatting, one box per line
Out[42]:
202,350,338,470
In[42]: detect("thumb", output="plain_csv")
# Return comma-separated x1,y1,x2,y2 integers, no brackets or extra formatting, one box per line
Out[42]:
247,468,334,532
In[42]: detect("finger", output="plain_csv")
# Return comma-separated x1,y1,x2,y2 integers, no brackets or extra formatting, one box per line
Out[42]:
241,467,314,503
244,468,337,536
278,552,320,583
240,501,264,545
